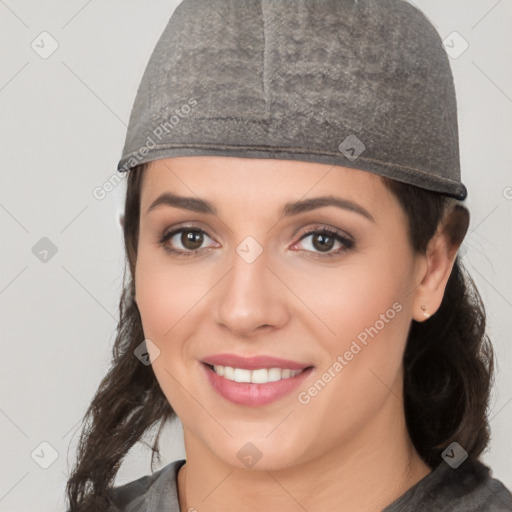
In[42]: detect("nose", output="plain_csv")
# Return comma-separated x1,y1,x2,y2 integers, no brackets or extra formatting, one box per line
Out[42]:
215,241,291,337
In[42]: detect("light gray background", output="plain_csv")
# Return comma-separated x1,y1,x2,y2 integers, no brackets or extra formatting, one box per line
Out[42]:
1,1,511,510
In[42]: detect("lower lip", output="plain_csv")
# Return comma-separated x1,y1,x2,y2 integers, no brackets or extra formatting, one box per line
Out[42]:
201,363,314,407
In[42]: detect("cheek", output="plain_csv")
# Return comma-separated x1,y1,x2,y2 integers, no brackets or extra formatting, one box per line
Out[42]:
289,276,411,456
319,277,408,392
134,251,203,415
302,247,412,349
297,241,414,400
134,247,206,342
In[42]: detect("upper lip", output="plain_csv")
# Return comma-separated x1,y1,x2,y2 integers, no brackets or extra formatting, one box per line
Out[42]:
201,353,313,370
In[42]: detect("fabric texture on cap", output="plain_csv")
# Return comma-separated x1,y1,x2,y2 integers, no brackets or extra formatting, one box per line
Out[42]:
117,0,467,200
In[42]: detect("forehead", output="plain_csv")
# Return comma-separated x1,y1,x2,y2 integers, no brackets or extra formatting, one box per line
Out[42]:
140,156,389,207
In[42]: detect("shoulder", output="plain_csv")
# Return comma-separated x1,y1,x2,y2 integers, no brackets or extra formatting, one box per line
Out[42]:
106,459,186,512
385,458,512,512
439,458,512,511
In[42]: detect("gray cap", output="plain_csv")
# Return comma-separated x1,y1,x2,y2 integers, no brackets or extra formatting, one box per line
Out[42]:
117,0,467,200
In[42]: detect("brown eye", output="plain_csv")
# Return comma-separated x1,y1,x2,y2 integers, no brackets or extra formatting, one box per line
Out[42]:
158,227,215,256
311,232,336,252
180,229,204,250
295,227,355,258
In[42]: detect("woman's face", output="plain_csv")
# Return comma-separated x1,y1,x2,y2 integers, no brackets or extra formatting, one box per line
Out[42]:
135,156,427,470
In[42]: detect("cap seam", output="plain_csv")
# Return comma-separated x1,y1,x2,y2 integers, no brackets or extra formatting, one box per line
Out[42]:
119,143,462,186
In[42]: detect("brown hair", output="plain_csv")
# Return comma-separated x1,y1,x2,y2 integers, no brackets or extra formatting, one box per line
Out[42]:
65,163,494,511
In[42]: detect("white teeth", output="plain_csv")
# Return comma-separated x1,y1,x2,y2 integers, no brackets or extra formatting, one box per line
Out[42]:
233,368,251,383
267,368,282,382
251,368,268,384
224,366,235,380
211,365,303,383
281,369,291,379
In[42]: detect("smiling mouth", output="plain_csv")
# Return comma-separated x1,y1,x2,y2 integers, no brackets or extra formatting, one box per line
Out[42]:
203,363,313,384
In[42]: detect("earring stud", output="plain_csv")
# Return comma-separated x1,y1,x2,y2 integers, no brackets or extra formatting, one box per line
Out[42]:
421,305,431,319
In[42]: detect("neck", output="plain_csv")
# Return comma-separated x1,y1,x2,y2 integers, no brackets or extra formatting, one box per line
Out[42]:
177,397,431,512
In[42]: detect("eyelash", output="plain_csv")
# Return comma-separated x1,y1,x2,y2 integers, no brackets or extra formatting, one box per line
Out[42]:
157,224,355,259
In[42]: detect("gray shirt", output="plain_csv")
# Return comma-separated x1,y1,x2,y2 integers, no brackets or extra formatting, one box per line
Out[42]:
103,458,512,511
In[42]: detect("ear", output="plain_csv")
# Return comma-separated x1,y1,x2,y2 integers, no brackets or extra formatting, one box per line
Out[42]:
412,205,469,322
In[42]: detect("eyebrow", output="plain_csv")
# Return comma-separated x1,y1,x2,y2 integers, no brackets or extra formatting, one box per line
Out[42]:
145,192,375,222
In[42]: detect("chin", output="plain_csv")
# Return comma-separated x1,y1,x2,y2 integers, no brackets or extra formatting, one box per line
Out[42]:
205,433,310,473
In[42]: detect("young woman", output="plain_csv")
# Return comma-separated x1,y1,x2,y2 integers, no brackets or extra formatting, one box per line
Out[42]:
66,0,512,510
